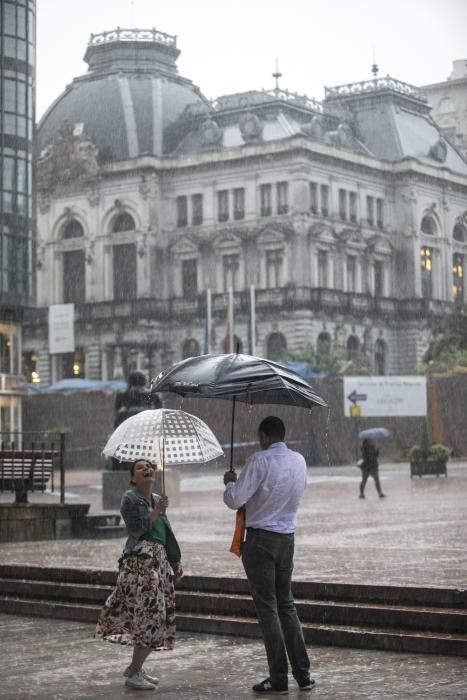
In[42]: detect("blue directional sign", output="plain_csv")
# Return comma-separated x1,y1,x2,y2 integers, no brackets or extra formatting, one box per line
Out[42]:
347,389,367,405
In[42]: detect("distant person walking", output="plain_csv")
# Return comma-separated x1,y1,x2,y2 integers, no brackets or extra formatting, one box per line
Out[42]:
359,438,386,498
223,416,314,695
96,459,183,690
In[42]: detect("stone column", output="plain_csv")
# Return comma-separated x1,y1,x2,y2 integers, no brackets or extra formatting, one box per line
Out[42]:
86,343,101,380
36,350,51,387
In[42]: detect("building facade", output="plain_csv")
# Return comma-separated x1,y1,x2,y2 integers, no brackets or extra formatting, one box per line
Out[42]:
423,60,467,160
0,0,36,431
23,29,467,385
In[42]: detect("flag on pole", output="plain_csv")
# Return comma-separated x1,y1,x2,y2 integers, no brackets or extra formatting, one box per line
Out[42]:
225,287,234,353
248,284,256,356
204,288,212,355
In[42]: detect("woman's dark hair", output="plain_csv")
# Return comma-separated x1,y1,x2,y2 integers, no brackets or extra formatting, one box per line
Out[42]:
258,416,285,441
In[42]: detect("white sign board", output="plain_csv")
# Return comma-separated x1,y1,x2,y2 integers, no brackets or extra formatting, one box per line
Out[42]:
343,376,427,417
48,304,75,354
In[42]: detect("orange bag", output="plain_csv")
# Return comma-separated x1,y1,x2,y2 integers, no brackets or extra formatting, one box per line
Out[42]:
229,507,246,557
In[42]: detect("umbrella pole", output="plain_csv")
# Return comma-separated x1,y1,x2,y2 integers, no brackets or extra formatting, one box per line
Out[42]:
229,395,236,472
160,437,166,495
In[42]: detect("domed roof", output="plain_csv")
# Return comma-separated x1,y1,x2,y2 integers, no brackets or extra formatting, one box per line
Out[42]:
38,28,208,161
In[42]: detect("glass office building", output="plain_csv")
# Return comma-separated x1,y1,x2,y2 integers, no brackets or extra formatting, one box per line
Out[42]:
0,0,35,433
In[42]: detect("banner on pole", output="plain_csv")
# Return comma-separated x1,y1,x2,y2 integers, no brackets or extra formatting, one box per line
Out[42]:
48,304,75,354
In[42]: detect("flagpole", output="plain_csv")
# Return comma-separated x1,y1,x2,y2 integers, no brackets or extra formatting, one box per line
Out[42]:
249,284,256,356
205,287,212,354
228,286,234,354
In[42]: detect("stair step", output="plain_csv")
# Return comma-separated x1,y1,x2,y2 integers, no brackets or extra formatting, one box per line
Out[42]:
0,578,111,603
0,596,101,623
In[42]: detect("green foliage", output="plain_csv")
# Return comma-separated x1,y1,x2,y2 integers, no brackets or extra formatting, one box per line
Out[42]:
285,343,346,374
424,304,467,370
409,421,449,463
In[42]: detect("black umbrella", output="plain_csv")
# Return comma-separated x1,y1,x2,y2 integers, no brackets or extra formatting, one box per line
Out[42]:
150,352,328,471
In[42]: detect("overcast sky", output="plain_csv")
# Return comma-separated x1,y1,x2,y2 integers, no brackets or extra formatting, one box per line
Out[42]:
37,0,467,119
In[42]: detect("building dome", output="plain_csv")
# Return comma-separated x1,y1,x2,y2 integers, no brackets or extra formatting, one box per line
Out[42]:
38,28,207,160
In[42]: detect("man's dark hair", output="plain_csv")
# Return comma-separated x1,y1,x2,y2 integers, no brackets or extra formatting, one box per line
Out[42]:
258,416,285,441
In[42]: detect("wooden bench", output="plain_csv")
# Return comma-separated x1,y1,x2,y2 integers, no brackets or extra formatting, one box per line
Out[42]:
0,450,59,503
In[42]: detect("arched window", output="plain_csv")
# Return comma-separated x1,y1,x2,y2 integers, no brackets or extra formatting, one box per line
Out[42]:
347,335,360,362
266,332,287,361
62,349,85,379
63,250,85,303
112,213,135,232
182,338,200,359
62,219,84,239
421,215,437,236
375,339,386,375
453,223,467,242
317,332,331,359
113,244,137,300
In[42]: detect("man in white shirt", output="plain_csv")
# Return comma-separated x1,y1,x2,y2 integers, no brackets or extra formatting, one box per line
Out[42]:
223,416,314,695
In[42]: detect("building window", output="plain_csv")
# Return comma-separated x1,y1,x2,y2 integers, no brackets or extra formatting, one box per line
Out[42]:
421,215,437,236
453,223,466,242
347,335,360,362
453,253,464,300
317,250,327,287
182,338,200,359
376,198,384,229
366,196,375,226
181,259,198,297
0,333,11,374
266,250,283,288
317,332,331,362
438,96,455,114
310,182,318,214
277,182,288,215
267,332,287,361
346,256,356,293
224,334,243,354
260,184,272,217
22,351,38,384
176,196,188,228
375,339,386,375
112,212,135,232
113,243,137,300
223,254,240,292
420,246,433,299
191,194,203,226
62,349,85,379
349,192,357,222
63,250,85,304
233,188,245,220
217,190,229,222
338,189,347,220
374,260,384,297
62,219,84,239
320,185,329,217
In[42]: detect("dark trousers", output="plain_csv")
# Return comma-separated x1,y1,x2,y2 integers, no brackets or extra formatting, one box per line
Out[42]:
360,468,383,496
242,528,310,687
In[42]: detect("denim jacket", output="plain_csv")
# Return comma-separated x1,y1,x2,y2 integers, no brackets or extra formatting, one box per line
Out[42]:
120,487,182,569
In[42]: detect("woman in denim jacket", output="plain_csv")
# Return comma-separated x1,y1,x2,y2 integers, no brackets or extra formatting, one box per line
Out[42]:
96,459,183,690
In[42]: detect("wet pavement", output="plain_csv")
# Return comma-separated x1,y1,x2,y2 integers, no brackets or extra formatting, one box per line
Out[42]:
1,613,466,699
1,462,466,587
1,463,467,698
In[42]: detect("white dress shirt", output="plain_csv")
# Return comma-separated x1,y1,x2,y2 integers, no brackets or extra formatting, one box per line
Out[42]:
223,441,307,534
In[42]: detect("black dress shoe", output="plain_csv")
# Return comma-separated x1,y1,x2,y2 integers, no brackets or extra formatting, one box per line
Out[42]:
253,678,288,694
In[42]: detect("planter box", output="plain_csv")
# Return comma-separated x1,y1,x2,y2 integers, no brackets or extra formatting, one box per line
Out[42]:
410,460,448,478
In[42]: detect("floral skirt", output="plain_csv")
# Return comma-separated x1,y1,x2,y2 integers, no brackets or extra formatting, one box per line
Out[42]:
95,541,176,649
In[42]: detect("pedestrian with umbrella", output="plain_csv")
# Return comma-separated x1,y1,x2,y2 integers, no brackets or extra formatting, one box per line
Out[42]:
151,352,327,695
358,428,390,499
96,409,223,691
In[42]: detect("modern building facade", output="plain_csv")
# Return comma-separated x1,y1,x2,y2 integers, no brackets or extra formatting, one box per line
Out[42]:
0,0,36,431
23,28,467,385
423,60,467,160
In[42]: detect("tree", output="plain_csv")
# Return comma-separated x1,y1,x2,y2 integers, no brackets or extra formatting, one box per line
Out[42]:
423,304,467,372
285,342,346,374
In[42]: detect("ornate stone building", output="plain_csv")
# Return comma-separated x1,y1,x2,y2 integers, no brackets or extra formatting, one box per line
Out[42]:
23,28,467,384
423,60,467,160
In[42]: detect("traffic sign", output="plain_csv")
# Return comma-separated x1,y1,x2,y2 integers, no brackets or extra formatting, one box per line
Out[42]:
343,376,427,417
